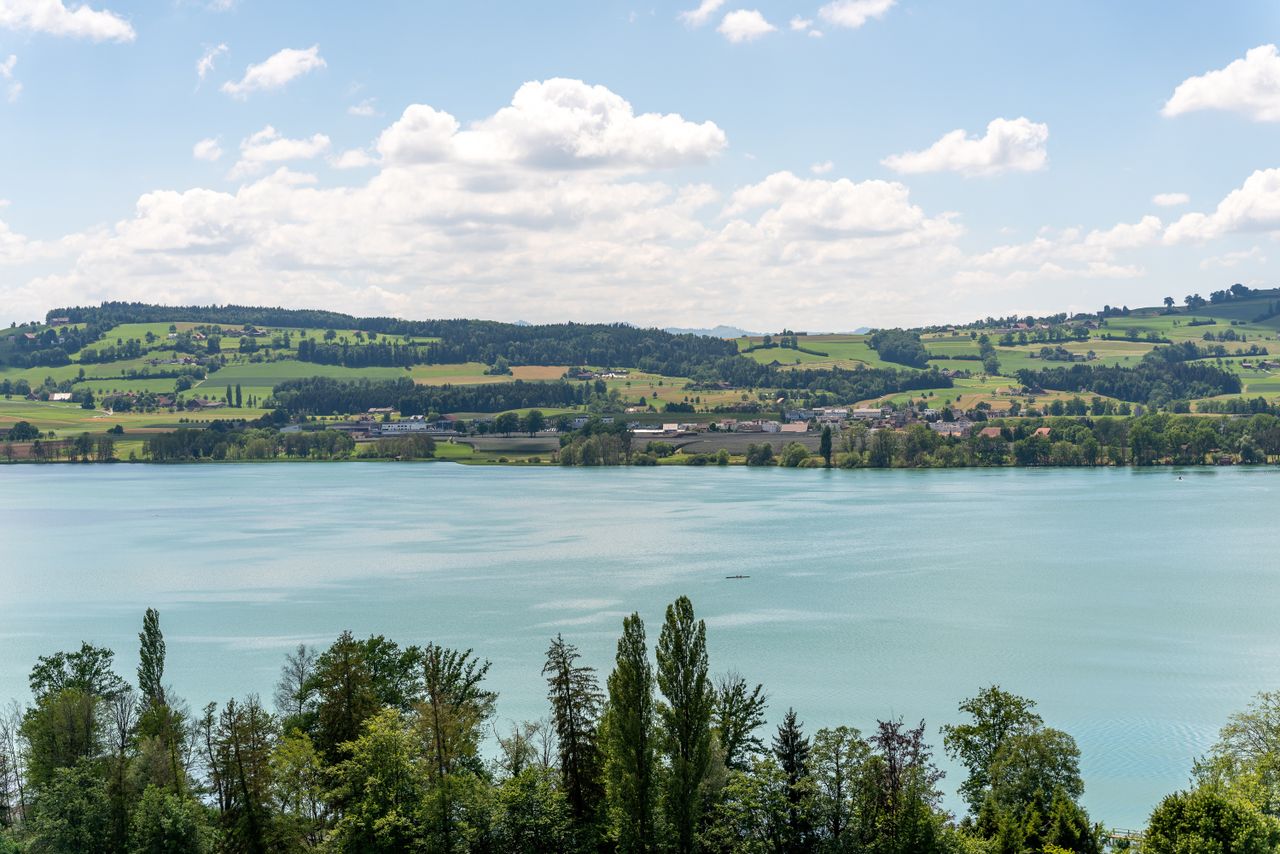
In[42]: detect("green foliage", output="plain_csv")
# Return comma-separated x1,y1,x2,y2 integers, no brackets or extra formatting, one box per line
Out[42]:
655,596,715,853
603,613,658,852
129,786,210,854
868,329,931,369
1145,788,1280,854
26,762,113,854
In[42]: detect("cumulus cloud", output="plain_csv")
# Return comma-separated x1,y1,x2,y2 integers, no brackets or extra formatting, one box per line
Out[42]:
1152,192,1189,207
678,0,724,27
818,0,895,29
1163,45,1280,122
1165,168,1280,242
882,117,1048,176
331,149,374,169
958,216,1161,288
228,126,330,178
377,78,727,170
0,0,134,42
220,45,325,99
192,137,223,161
196,43,227,82
810,160,833,174
718,9,775,43
0,79,984,329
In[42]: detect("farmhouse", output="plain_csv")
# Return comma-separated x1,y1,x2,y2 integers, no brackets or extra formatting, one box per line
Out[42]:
47,317,70,327
929,420,971,437
1033,426,1051,438
779,422,808,434
48,392,72,402
978,426,1003,439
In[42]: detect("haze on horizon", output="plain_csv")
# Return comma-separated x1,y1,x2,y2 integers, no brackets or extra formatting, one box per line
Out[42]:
0,0,1278,330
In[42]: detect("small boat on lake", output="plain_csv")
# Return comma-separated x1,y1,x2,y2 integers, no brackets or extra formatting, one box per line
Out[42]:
725,574,750,579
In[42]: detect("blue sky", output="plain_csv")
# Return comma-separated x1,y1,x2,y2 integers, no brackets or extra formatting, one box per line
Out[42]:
1,0,1279,328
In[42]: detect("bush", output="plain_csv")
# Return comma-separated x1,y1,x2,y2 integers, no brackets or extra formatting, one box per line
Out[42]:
779,442,810,468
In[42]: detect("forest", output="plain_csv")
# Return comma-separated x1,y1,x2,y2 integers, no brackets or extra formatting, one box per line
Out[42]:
0,600,1273,854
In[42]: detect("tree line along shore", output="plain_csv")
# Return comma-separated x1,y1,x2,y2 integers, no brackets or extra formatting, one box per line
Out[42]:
1,598,1276,853
2,292,1280,466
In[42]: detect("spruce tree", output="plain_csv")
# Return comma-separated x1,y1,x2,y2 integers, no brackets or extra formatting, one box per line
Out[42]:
774,708,814,851
543,634,604,831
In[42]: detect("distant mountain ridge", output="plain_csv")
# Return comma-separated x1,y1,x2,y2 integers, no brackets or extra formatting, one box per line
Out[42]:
664,325,760,338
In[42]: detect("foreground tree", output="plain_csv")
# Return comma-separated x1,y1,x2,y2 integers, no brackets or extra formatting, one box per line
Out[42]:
543,634,604,837
603,613,658,853
713,673,768,772
656,596,715,854
1146,787,1280,854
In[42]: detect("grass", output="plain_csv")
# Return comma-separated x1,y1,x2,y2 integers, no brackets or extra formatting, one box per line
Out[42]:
736,334,900,369
0,397,273,434
409,363,569,386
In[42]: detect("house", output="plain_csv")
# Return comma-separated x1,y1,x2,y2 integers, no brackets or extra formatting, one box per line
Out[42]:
368,407,394,415
1033,426,1051,438
760,421,782,433
378,420,431,434
930,421,971,437
784,409,814,423
167,333,177,339
977,426,1003,440
192,331,207,341
851,408,883,421
779,422,808,434
48,392,72,402
47,317,70,327
22,332,36,340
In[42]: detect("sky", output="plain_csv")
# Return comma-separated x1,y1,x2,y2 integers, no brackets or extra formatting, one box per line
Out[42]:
1,0,1279,330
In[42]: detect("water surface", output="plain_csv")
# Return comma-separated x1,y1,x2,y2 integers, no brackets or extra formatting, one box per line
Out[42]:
1,463,1276,827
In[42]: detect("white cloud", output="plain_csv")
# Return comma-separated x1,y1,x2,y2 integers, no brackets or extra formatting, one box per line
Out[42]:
810,160,833,174
0,53,17,103
228,126,330,178
718,9,775,43
1165,168,1280,243
678,0,724,27
348,98,377,117
1200,246,1266,271
220,45,325,99
11,77,1258,331
196,43,227,82
192,137,223,161
331,149,374,169
1163,45,1280,122
818,0,895,29
958,217,1161,288
0,0,134,42
377,78,727,170
790,16,812,30
882,117,1049,176
1152,192,1189,207
0,80,982,330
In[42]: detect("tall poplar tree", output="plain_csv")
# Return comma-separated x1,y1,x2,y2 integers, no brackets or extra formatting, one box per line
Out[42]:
656,596,714,854
604,613,657,853
137,608,165,707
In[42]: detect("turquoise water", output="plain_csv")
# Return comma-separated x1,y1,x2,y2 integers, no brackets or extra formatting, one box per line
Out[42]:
1,463,1278,826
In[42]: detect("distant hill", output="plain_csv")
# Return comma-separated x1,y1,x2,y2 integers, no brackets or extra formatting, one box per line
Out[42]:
665,325,759,338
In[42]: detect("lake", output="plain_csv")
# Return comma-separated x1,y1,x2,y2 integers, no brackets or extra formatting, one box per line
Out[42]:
1,463,1277,827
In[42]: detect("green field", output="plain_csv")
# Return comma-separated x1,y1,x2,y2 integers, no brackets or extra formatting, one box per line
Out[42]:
737,334,900,369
